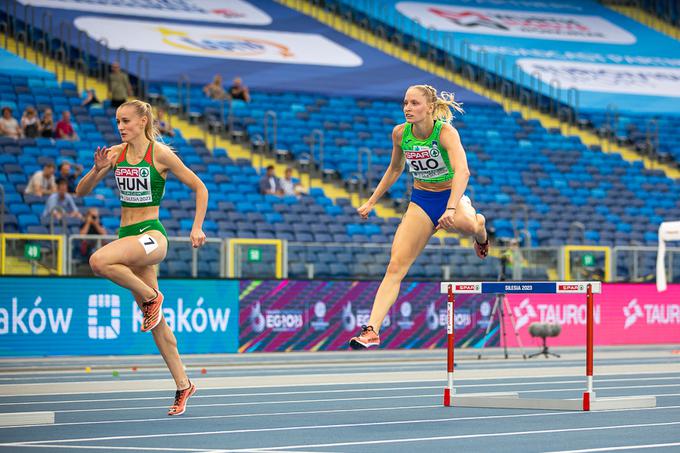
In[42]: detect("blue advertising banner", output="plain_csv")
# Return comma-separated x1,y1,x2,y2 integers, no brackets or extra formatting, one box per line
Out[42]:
340,0,680,114
12,0,494,102
0,277,239,357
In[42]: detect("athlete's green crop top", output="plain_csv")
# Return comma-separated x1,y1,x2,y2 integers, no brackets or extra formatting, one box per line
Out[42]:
114,142,165,207
400,120,454,183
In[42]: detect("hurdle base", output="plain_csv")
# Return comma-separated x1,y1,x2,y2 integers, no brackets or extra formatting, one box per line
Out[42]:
450,393,656,411
0,411,55,426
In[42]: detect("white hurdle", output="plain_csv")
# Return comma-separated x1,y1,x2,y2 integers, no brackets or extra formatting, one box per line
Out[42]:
441,281,656,411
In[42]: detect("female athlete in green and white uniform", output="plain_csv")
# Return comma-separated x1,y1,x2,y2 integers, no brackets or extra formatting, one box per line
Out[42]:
350,85,488,349
76,100,208,415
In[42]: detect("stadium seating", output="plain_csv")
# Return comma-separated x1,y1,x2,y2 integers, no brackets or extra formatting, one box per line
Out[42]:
3,57,680,281
189,87,680,250
579,111,680,165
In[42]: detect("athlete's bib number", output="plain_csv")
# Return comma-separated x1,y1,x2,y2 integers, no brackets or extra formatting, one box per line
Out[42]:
115,166,152,203
138,234,158,255
404,144,448,180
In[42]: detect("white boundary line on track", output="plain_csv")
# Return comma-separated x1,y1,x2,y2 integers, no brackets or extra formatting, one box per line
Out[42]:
22,383,680,415
3,403,680,431
0,445,319,453
547,442,680,453
22,394,438,414
2,375,678,407
214,421,680,451
4,406,680,447
0,445,212,451
0,404,441,429
8,421,677,452
4,368,680,397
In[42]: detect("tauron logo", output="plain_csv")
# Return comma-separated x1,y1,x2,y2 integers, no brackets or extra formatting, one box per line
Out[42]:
623,299,643,329
513,298,537,329
88,294,120,340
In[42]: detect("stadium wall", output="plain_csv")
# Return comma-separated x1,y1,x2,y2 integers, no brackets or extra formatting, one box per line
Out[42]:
0,278,678,357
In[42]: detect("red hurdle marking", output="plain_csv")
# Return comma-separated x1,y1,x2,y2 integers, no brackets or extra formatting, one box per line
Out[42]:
583,283,594,411
444,284,454,407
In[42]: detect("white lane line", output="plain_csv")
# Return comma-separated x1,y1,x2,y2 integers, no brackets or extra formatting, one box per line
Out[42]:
547,442,680,452
217,421,680,452
6,407,680,447
3,375,677,407
0,386,439,407
0,364,437,381
4,402,680,431
53,394,437,413
4,369,680,397
40,383,680,415
0,404,441,429
0,444,216,451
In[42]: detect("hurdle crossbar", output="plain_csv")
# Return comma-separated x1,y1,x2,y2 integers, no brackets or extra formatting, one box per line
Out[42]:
440,281,656,411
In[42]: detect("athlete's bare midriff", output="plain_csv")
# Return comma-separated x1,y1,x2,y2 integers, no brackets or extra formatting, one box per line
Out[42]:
120,206,160,227
413,180,452,192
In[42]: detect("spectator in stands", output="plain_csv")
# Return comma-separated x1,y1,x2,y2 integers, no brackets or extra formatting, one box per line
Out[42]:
155,107,175,137
280,167,306,196
40,108,54,138
55,110,78,141
349,84,488,350
76,99,208,416
58,160,81,193
203,74,227,100
0,107,21,139
42,178,82,221
259,165,283,195
228,77,250,103
81,89,102,109
21,106,41,138
109,61,133,108
79,207,107,259
25,162,57,196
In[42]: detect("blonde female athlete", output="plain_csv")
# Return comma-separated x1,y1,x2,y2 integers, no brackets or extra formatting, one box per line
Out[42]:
76,100,208,415
349,85,488,349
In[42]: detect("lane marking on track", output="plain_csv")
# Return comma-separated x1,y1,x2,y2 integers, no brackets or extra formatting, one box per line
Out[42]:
210,421,680,451
3,376,678,407
4,407,680,447
547,441,680,452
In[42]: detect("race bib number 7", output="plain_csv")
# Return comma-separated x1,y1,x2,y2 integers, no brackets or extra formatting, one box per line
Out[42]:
138,234,158,255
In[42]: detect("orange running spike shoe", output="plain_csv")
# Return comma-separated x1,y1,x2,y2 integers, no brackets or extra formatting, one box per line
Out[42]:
168,381,196,416
141,289,164,333
349,325,380,350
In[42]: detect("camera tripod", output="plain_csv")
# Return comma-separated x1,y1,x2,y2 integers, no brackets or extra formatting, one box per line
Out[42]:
477,256,527,360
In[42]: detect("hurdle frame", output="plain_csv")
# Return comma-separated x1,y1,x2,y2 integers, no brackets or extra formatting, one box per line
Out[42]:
441,281,656,411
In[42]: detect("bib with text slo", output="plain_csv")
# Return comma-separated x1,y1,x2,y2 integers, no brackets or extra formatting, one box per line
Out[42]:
401,121,454,183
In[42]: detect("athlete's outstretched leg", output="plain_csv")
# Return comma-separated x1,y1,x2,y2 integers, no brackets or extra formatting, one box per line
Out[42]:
131,264,195,415
131,265,188,388
350,203,433,349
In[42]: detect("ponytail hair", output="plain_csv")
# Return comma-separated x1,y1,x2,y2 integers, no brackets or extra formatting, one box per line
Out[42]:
118,100,161,143
410,84,464,123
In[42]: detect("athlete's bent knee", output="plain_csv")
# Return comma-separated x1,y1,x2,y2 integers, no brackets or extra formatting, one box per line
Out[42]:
89,252,107,276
